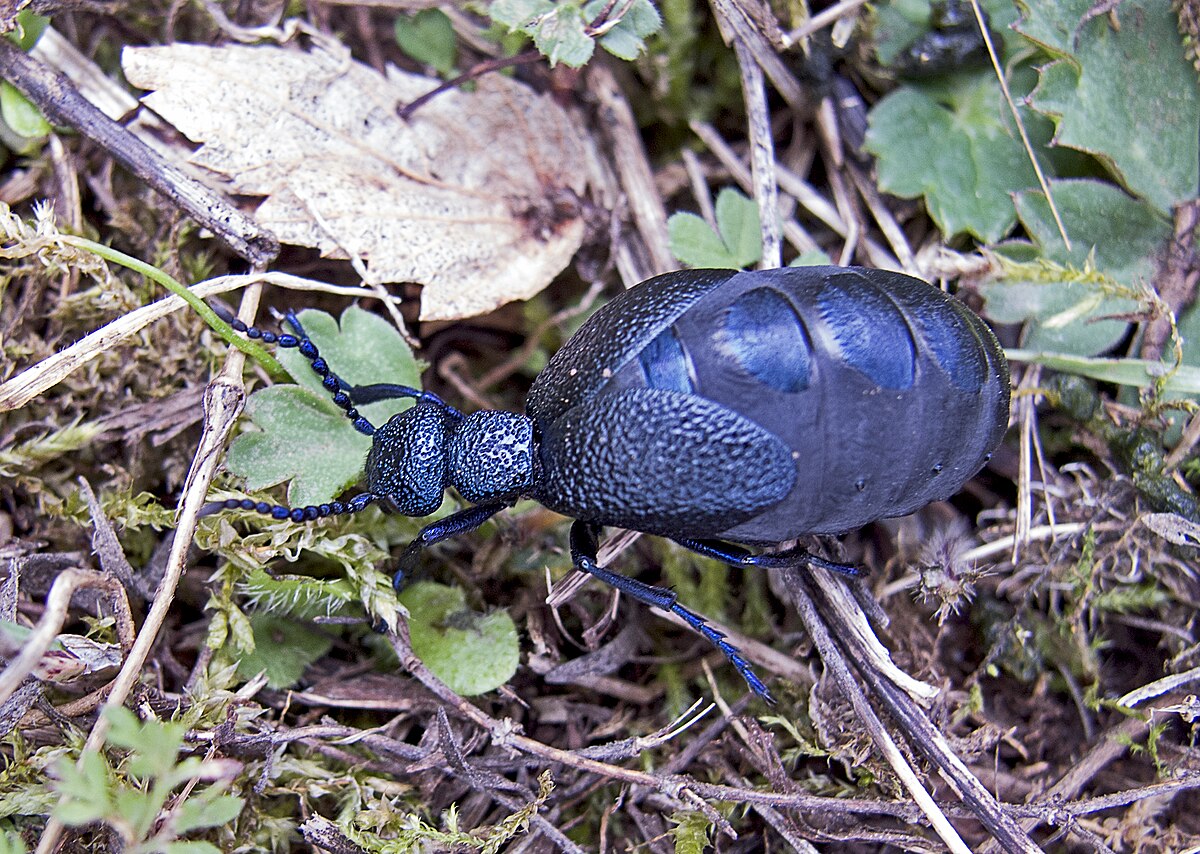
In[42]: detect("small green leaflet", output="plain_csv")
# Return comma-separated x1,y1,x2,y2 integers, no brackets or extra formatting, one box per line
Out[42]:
489,0,661,68
400,581,519,696
668,187,762,269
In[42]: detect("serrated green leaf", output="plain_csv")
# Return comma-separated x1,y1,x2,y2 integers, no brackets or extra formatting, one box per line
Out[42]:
668,188,762,269
53,751,113,825
979,179,1169,355
395,9,458,77
400,581,519,696
1025,0,1199,214
226,307,419,509
668,811,712,854
865,70,1043,242
668,213,737,268
531,5,594,67
588,0,662,60
0,81,49,140
490,0,555,29
174,793,244,834
235,612,334,688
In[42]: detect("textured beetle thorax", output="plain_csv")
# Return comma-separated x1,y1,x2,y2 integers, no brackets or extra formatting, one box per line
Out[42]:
448,411,538,504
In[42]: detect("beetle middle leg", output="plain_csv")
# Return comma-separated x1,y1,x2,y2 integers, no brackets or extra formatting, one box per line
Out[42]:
673,538,863,578
567,520,775,703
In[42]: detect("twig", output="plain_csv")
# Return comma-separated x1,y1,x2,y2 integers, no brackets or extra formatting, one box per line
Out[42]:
36,375,246,854
776,569,976,854
970,0,1069,251
799,570,1044,854
0,568,133,709
0,38,278,266
782,0,871,46
0,272,380,411
587,63,674,275
711,0,783,267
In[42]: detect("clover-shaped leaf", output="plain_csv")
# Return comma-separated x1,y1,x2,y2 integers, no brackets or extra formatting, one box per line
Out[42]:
225,306,421,509
400,581,520,696
668,187,762,269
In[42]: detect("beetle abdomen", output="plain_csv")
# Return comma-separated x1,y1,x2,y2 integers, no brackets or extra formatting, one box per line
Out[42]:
528,267,1009,541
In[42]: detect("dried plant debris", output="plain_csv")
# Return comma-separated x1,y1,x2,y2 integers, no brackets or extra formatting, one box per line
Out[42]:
122,43,587,320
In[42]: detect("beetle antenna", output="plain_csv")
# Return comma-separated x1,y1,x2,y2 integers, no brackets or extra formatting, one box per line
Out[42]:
202,491,384,522
213,303,378,437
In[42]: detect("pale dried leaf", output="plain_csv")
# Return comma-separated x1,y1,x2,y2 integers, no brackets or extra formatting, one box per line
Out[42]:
122,43,587,320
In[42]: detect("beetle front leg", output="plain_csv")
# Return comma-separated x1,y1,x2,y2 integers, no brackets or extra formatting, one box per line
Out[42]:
673,538,864,578
567,521,775,703
394,501,509,588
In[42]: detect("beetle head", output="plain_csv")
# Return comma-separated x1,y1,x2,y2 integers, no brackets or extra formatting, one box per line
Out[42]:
365,402,454,516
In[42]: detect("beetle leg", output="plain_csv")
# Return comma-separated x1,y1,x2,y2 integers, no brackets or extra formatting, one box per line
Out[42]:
393,501,510,589
568,521,775,703
673,538,864,578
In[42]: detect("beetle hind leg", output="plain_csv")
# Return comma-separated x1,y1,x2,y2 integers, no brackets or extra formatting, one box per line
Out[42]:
674,538,864,578
568,521,775,703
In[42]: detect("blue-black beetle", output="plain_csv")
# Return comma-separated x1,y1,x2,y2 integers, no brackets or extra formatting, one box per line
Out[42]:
212,266,1010,701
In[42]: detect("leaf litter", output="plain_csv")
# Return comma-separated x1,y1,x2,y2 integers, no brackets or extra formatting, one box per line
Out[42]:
122,42,588,320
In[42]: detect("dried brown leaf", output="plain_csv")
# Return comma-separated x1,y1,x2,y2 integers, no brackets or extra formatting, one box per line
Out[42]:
122,43,587,319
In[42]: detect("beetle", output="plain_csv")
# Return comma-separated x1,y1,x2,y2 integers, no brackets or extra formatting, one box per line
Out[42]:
211,266,1010,701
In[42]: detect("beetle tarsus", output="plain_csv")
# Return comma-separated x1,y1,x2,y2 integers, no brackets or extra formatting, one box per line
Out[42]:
568,521,776,703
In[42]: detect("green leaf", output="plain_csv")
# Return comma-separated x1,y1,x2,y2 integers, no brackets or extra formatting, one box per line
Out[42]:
162,842,222,854
587,0,662,60
0,830,27,854
490,0,596,67
394,9,458,77
234,612,334,688
0,81,50,140
667,187,761,269
53,751,113,826
7,12,49,51
226,307,420,509
400,581,519,696
667,811,713,854
173,794,245,834
714,188,762,267
1024,0,1199,214
865,70,1043,242
979,178,1170,355
1006,350,1200,396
